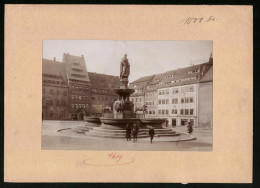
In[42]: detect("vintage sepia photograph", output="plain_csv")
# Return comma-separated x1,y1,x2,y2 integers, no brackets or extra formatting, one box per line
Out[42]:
42,40,213,151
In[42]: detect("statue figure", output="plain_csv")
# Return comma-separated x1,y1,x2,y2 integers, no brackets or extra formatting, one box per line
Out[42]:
120,54,130,78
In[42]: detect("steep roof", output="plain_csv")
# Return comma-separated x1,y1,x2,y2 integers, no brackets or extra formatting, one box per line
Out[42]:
131,75,154,84
42,58,68,83
63,53,91,83
200,66,213,82
88,72,120,89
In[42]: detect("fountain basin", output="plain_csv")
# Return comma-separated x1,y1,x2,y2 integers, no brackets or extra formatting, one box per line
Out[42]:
100,117,138,129
140,118,166,128
84,116,101,124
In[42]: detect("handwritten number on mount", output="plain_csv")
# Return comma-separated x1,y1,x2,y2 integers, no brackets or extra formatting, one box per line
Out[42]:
180,16,216,24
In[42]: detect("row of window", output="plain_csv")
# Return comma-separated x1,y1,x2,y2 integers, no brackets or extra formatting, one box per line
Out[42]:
43,99,67,106
146,92,157,97
43,89,67,96
69,79,89,84
43,80,66,85
158,97,194,104
145,101,156,106
71,95,89,101
158,109,194,115
148,111,156,115
159,77,197,85
71,104,89,109
91,88,110,94
131,98,142,102
158,86,194,95
71,86,89,92
92,96,116,102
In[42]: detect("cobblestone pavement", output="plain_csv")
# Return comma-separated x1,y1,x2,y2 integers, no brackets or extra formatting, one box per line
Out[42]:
42,121,213,151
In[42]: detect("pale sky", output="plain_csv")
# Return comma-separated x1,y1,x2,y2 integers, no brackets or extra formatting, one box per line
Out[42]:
43,40,212,82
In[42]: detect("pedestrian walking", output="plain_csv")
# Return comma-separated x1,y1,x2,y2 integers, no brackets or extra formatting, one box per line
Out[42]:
126,124,132,141
149,127,155,143
132,124,139,143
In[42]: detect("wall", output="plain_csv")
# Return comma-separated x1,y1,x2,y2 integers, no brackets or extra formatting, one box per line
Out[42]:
198,81,213,127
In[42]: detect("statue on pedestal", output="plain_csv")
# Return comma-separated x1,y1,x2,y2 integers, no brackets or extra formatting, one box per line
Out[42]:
120,54,130,79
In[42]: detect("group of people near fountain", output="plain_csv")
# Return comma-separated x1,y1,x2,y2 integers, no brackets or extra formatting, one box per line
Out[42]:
126,124,155,143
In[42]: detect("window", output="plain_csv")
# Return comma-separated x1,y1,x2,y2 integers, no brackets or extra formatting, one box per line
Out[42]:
92,96,95,100
172,109,177,114
172,88,179,94
166,110,169,115
50,89,54,95
185,109,189,115
139,98,142,102
180,109,184,115
159,99,161,104
71,86,74,90
162,110,165,114
190,86,194,92
185,98,189,103
162,99,165,104
190,109,194,115
181,119,188,125
190,98,193,103
158,110,161,114
136,98,138,102
56,100,60,106
79,104,81,108
56,90,60,95
79,96,82,100
166,99,169,104
181,99,185,103
172,98,178,104
63,91,67,96
75,104,78,108
75,95,78,99
166,90,169,94
146,93,149,97
61,100,66,106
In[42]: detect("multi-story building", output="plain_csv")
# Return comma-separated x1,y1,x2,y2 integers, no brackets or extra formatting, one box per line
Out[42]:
129,75,154,111
144,73,165,118
42,58,69,120
42,53,121,120
129,56,213,127
63,53,92,119
88,72,120,116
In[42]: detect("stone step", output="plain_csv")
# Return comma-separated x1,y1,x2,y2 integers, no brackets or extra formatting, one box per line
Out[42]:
86,132,149,139
156,133,180,137
88,130,148,136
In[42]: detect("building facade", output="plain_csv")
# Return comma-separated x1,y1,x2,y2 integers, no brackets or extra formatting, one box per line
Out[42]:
42,58,69,120
129,56,213,127
129,75,154,112
88,72,120,116
63,53,92,119
42,54,120,120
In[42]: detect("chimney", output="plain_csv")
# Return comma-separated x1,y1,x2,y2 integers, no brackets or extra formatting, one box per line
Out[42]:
54,57,56,61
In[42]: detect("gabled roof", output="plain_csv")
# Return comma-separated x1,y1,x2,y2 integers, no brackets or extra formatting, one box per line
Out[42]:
88,72,120,89
42,58,68,83
63,53,91,83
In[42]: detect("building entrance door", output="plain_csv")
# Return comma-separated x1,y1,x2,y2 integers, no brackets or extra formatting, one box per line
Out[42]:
172,119,176,126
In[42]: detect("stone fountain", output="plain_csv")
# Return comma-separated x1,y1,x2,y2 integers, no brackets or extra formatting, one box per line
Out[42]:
82,54,177,138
